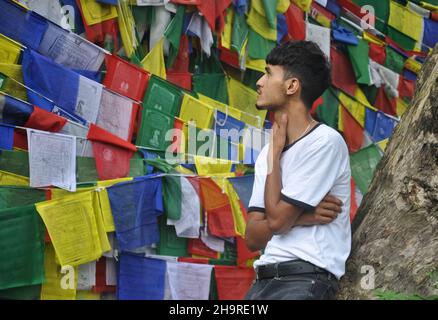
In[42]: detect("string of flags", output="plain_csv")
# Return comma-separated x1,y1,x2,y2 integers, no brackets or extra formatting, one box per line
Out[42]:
0,0,436,300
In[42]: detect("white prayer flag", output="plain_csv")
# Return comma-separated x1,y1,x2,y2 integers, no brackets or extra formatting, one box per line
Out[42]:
27,129,77,192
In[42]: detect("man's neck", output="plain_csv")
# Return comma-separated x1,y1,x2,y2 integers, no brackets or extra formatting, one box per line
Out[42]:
273,101,315,146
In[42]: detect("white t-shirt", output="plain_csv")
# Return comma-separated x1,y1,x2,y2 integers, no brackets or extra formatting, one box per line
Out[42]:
248,123,352,279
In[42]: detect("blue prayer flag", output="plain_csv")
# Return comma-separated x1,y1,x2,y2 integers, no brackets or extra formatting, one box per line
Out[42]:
22,49,79,113
0,124,14,150
118,253,166,300
0,94,34,126
228,175,255,210
0,0,48,50
107,176,163,250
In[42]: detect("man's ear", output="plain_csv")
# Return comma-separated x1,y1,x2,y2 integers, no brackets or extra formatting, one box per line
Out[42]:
285,78,299,96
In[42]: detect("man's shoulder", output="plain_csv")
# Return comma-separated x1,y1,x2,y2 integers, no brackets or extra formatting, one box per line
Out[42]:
311,124,348,150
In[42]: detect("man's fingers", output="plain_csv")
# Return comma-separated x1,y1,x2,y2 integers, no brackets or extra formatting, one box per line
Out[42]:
320,201,342,213
316,208,338,219
323,194,343,206
317,216,334,225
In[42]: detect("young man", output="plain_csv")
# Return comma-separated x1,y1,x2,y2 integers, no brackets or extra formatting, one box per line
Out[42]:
245,41,351,300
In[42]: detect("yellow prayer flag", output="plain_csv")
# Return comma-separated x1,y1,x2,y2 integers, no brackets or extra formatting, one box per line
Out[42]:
377,138,389,151
36,192,103,267
51,187,112,253
404,57,422,74
245,56,267,74
293,0,313,12
277,0,291,13
420,2,438,10
396,97,408,117
194,156,233,176
141,38,166,80
91,192,111,253
0,34,21,64
247,5,277,41
227,77,267,128
79,0,118,26
363,32,386,46
76,291,101,300
179,94,214,130
389,1,424,43
221,7,234,50
0,170,29,186
198,94,242,121
0,63,28,101
338,92,366,127
116,1,136,58
338,105,344,132
354,87,375,110
40,245,77,300
225,177,246,237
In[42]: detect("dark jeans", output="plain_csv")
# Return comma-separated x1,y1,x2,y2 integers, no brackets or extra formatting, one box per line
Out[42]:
245,263,339,300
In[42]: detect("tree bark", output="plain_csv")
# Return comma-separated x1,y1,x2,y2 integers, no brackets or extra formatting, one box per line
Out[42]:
338,45,438,299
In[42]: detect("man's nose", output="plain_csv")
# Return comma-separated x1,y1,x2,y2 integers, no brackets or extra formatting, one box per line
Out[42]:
256,75,265,89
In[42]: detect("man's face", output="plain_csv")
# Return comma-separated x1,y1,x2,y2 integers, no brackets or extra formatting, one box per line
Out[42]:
255,64,290,111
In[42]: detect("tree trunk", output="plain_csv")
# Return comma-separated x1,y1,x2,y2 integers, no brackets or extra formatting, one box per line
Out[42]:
338,45,438,300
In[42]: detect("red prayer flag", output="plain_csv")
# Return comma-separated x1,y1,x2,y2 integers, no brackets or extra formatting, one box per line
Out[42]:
340,106,363,153
350,178,358,223
188,238,219,259
167,72,192,91
214,266,255,300
368,42,386,65
236,236,259,268
14,105,67,150
331,47,357,97
375,87,397,116
168,34,190,73
103,55,150,101
87,124,137,180
199,178,237,238
398,76,415,100
285,3,306,41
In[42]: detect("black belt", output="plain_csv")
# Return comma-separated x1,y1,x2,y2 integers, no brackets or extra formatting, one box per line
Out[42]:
256,260,335,280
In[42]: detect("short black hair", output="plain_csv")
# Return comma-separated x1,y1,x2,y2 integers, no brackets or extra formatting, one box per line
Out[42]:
266,41,331,109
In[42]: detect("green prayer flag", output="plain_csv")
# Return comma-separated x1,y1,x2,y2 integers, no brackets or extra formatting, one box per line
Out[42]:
316,88,340,129
0,186,46,210
353,0,389,34
350,144,383,194
243,69,264,91
387,26,416,51
164,5,185,68
0,284,41,300
262,0,279,29
0,73,6,90
347,39,372,85
0,204,45,290
209,241,237,266
157,217,188,257
231,12,248,54
193,73,229,104
384,45,406,74
145,158,182,220
0,150,29,177
247,28,276,60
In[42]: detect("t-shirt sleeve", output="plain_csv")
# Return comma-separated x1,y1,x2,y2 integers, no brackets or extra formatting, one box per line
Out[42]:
280,137,343,211
247,147,267,213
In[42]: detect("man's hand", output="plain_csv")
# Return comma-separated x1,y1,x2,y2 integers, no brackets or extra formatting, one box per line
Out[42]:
295,194,343,226
270,113,288,156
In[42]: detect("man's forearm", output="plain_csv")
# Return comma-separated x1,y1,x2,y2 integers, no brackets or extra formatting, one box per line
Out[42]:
264,152,303,234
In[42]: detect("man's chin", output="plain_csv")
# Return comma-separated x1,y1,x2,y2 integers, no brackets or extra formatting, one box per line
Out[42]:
255,104,270,110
